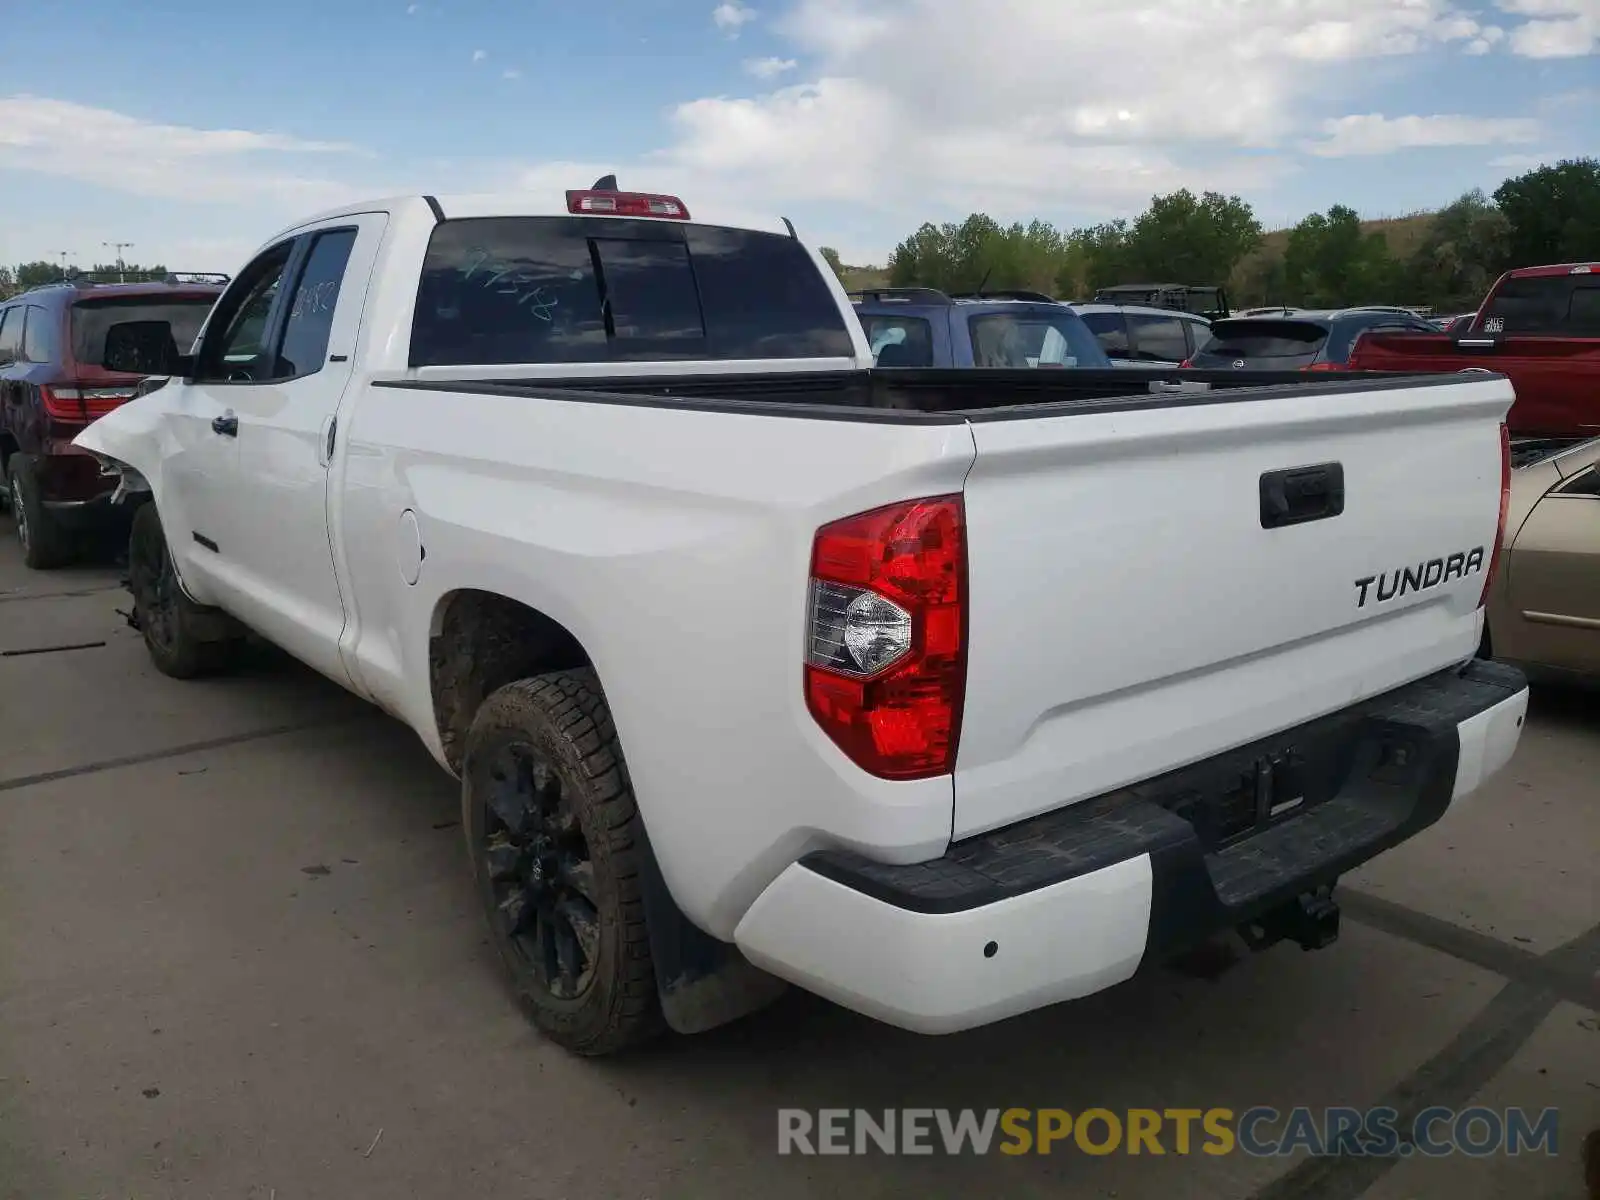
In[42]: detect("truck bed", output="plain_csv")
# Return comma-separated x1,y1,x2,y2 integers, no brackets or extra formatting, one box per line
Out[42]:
395,365,1445,420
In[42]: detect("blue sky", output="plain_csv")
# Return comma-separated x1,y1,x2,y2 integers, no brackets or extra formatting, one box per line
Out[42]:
1,0,1595,272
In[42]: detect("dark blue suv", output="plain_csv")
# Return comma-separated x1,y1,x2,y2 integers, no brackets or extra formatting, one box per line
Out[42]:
850,288,1113,370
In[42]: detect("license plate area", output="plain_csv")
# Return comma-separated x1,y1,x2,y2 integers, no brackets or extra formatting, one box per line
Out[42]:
1136,712,1427,852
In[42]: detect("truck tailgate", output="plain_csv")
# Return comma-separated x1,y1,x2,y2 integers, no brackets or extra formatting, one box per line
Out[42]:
953,375,1512,838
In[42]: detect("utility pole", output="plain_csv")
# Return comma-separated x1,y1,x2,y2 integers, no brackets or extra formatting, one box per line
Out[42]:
55,250,74,281
104,241,134,283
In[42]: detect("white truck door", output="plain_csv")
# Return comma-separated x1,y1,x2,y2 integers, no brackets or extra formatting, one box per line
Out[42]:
162,238,301,601
211,214,387,690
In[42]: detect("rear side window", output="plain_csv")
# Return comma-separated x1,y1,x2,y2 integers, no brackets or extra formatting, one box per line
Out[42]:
71,296,216,370
276,228,358,378
410,216,854,366
1127,313,1189,362
860,314,935,367
22,306,55,363
1193,320,1328,365
967,310,1110,369
1481,275,1600,335
1079,311,1129,355
0,308,21,361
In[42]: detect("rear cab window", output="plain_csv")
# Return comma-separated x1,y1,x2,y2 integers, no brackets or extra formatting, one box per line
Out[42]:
1480,273,1600,335
71,294,218,371
967,309,1110,369
409,217,855,366
1192,320,1329,367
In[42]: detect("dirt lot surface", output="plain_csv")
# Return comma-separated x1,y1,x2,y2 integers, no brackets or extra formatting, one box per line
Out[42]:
2,540,1595,1199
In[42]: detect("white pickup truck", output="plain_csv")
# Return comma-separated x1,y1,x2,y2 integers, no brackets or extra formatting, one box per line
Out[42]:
77,184,1530,1056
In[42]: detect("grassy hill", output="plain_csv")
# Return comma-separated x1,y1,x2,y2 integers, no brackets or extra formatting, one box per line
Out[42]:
835,211,1439,299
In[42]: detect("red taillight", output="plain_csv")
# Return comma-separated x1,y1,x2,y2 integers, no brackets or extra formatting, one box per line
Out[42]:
1178,358,1193,368
41,384,138,421
566,190,690,219
1303,361,1341,372
804,495,967,780
1481,422,1511,609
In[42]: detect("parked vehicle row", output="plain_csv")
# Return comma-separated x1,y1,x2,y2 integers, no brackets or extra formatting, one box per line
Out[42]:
1347,263,1600,438
64,184,1526,1058
0,276,227,566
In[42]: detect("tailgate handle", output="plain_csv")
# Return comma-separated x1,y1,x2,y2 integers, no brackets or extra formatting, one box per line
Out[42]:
1260,463,1344,529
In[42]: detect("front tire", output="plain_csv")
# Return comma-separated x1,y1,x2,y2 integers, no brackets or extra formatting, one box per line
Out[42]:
127,503,244,679
6,453,73,570
462,670,664,1056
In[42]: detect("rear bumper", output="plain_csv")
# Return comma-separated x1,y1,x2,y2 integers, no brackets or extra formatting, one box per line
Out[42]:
733,659,1528,1034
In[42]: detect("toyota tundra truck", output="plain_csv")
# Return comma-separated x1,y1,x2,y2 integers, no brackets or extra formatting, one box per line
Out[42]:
75,184,1529,1056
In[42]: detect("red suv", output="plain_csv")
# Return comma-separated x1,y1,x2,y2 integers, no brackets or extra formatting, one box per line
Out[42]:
0,277,225,567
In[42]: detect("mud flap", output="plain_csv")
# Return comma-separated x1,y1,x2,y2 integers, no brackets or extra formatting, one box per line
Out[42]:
635,826,788,1034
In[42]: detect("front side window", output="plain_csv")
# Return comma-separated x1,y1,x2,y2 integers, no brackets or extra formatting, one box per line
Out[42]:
276,229,358,378
195,242,295,382
409,216,855,367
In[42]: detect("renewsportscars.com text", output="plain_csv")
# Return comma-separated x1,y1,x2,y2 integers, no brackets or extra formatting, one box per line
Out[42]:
776,1106,1562,1158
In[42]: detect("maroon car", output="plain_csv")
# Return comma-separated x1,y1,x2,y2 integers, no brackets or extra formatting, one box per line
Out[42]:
0,276,226,568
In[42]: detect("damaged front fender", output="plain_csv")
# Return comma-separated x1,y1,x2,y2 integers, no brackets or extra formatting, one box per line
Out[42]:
71,391,171,508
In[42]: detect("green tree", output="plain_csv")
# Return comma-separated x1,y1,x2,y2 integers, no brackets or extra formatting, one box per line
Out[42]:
0,265,15,299
818,247,845,279
1283,205,1399,307
1124,189,1263,284
888,214,1070,295
1493,157,1600,267
1071,220,1134,292
1403,189,1510,311
15,261,65,288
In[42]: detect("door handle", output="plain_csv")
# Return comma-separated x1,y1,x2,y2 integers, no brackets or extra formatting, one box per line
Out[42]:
211,413,238,437
1260,463,1345,529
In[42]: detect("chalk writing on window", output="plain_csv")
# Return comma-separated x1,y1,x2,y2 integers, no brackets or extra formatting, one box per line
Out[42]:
461,246,561,321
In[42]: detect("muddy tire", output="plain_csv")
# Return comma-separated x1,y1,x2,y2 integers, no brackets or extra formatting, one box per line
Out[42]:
127,503,245,679
462,670,664,1056
6,453,73,570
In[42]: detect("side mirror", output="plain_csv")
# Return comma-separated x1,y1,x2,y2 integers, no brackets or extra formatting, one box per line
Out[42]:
101,319,192,377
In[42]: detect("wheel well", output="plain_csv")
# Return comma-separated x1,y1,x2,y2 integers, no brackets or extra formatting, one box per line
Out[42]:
428,590,592,773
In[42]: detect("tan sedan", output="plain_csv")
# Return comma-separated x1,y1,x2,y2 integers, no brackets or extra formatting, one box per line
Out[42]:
1483,437,1600,680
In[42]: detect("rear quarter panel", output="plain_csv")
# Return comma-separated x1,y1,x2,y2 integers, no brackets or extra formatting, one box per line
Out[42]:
336,384,977,938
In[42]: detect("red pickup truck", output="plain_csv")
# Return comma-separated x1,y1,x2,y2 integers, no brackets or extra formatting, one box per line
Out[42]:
1347,263,1600,438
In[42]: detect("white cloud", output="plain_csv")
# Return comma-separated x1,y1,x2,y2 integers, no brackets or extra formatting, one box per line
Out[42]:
712,3,757,36
1488,150,1571,169
573,0,1510,236
406,3,418,13
1497,0,1600,55
471,49,487,63
1306,113,1543,156
0,95,363,209
503,68,522,80
743,56,798,78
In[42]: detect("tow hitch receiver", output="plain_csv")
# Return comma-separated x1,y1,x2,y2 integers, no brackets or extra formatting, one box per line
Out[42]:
1239,885,1341,953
